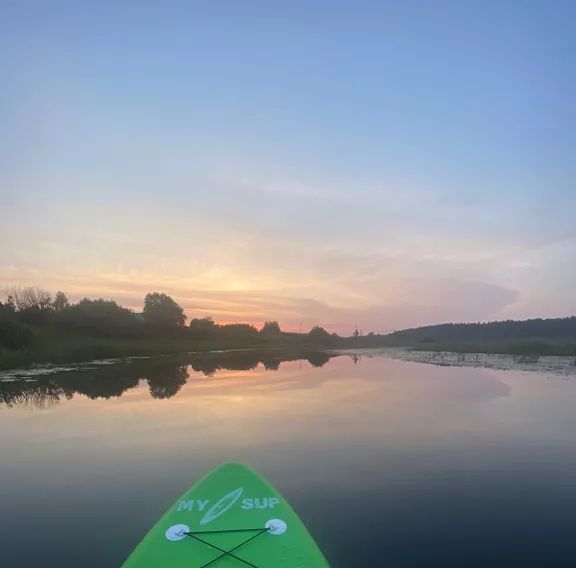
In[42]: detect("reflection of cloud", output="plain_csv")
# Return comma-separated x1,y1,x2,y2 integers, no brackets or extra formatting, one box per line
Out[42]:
0,352,340,410
15,355,516,451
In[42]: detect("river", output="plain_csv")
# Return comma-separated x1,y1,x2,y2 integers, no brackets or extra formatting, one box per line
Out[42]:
1,350,576,567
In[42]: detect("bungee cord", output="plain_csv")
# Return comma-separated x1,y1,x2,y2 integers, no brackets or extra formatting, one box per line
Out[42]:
184,526,269,568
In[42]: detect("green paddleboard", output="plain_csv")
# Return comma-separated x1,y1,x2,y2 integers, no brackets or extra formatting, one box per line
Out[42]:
121,462,330,567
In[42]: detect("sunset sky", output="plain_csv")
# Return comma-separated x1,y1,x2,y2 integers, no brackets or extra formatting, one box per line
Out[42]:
2,1,575,334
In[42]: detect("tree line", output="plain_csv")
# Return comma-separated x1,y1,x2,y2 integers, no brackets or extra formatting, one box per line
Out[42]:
0,286,338,351
379,317,576,345
2,286,575,360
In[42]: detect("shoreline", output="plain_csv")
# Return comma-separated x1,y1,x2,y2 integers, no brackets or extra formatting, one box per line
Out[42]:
3,330,576,373
0,334,317,371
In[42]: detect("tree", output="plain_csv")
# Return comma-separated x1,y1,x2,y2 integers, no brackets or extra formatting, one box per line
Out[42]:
0,301,35,349
142,292,186,327
53,291,70,312
5,286,53,325
4,296,15,312
189,317,216,333
261,321,281,336
58,298,138,335
216,323,260,342
9,286,52,311
307,326,332,344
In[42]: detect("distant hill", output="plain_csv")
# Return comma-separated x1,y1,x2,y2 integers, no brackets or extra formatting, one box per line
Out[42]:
341,316,576,355
380,316,576,345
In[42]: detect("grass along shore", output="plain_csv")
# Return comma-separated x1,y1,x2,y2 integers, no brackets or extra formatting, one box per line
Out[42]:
4,335,576,372
407,340,576,357
0,332,334,371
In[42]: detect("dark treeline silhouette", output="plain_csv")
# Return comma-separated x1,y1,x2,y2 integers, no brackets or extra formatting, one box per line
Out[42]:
0,350,339,409
0,288,186,343
378,317,576,345
4,286,575,365
340,316,576,355
0,287,337,350
0,287,343,369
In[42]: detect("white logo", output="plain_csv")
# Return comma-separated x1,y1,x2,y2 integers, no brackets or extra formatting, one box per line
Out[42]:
199,487,244,525
176,489,280,525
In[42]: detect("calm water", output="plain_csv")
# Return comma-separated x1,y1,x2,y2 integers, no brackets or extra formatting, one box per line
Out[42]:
2,350,576,567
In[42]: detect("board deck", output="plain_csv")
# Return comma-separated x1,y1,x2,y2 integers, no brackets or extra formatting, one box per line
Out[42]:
121,462,330,567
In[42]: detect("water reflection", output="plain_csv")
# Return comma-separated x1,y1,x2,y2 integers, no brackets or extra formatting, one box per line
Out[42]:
2,352,576,567
0,350,338,409
145,365,188,399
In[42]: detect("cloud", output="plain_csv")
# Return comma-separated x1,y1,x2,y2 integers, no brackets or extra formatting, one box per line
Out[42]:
0,255,519,334
2,165,573,332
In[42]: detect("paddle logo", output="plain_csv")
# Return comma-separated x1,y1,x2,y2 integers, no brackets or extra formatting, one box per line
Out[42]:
199,487,244,525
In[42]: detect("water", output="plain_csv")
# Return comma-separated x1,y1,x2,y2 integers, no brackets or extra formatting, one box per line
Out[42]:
1,350,576,567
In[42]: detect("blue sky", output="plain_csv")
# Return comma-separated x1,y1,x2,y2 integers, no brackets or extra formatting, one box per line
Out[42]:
1,1,575,332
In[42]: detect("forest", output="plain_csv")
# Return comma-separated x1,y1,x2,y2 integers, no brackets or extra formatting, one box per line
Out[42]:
0,287,339,369
2,286,576,370
350,317,576,355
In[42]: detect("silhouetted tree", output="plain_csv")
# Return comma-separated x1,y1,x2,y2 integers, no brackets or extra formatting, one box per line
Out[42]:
0,300,35,348
307,326,332,344
4,287,54,325
261,321,282,336
143,292,186,327
189,317,216,334
9,286,52,311
3,296,16,312
53,291,70,312
217,323,260,338
58,298,138,335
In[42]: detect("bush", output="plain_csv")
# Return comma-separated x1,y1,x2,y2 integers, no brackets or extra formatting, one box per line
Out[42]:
56,298,140,336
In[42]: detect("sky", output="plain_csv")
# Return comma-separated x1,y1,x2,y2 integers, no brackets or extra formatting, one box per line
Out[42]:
1,1,575,334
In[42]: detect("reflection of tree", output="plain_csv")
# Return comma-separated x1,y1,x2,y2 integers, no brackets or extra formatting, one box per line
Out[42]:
56,367,142,400
261,356,280,371
0,349,340,409
189,361,218,376
305,352,331,368
74,375,140,399
221,353,260,371
189,352,260,376
146,365,188,399
0,366,143,409
187,350,336,374
0,380,63,409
